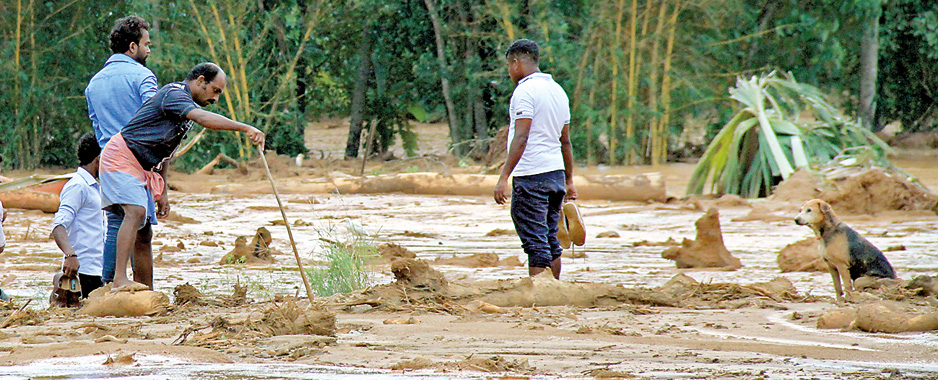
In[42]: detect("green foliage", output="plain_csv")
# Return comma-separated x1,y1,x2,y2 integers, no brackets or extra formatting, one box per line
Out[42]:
306,229,378,297
688,72,890,198
879,0,938,131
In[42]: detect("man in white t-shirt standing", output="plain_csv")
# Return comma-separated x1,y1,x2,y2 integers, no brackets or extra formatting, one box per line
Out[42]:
494,39,577,280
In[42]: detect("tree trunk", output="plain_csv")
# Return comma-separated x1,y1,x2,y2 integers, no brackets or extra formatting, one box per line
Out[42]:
859,4,881,132
423,0,462,156
344,29,372,159
743,0,779,69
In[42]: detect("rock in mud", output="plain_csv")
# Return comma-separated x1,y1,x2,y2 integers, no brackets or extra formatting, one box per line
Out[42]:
906,275,938,297
777,238,827,273
391,258,448,291
817,308,857,330
661,208,742,269
79,285,171,317
220,227,276,264
854,301,938,333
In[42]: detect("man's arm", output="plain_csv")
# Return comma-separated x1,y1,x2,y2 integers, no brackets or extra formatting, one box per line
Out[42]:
139,74,158,103
52,225,79,277
50,185,81,277
156,161,170,218
186,109,265,147
494,118,531,205
559,123,577,201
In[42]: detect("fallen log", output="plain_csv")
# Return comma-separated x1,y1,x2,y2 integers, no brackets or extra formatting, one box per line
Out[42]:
196,153,248,175
212,172,668,202
0,174,72,212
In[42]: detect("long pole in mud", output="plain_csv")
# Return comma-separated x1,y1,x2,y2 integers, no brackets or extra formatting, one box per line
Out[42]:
257,147,316,304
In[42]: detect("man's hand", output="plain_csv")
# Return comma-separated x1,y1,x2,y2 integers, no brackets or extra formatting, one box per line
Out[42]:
157,196,170,218
63,256,79,277
494,178,510,205
246,126,265,147
565,180,578,202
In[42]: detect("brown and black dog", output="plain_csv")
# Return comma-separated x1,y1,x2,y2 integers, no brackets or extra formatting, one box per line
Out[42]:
794,199,896,301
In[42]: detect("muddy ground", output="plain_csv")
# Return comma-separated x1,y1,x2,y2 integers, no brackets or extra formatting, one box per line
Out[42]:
1,122,938,379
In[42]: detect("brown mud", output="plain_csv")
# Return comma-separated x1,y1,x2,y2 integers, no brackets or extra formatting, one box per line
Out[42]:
2,124,938,378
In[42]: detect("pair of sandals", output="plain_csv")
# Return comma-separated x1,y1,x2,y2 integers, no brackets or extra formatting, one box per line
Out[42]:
557,202,586,249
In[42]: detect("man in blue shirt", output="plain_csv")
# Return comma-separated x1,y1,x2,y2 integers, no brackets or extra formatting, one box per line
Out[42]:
52,132,106,299
84,16,156,285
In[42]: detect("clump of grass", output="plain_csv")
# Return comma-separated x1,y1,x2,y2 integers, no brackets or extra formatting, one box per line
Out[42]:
306,226,378,297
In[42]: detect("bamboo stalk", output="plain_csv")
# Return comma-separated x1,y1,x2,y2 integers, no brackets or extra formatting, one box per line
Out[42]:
586,45,602,166
496,0,515,40
659,1,681,165
208,2,248,159
609,0,626,165
647,0,668,165
624,0,639,164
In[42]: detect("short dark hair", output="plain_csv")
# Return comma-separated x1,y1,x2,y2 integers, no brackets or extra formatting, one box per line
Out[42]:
110,16,150,54
77,132,100,166
506,39,539,63
186,62,225,83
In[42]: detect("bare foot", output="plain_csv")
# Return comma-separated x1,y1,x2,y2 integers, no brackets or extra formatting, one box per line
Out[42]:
109,281,150,293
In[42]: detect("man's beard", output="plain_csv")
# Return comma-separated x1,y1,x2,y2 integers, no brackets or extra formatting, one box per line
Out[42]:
134,54,147,66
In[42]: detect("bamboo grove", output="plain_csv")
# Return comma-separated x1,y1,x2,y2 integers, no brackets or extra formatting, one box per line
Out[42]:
1,0,937,170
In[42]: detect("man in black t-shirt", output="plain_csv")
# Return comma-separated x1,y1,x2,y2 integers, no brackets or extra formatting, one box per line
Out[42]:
99,62,265,290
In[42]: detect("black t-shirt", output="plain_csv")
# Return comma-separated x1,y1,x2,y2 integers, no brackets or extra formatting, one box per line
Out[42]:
122,82,200,170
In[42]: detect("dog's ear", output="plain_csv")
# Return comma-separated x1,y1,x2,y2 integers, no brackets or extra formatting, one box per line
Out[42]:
819,202,835,221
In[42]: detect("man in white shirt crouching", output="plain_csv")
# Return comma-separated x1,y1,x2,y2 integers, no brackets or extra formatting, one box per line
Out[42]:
494,39,577,280
52,132,106,299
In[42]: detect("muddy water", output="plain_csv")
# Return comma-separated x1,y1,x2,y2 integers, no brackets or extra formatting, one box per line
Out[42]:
0,354,499,380
3,190,937,305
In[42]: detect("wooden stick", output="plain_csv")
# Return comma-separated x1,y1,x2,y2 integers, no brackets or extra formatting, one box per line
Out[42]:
1,298,32,329
256,147,315,304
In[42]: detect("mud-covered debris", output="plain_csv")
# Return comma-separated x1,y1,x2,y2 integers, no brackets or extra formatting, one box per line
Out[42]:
173,283,203,306
262,301,336,336
391,258,448,291
662,208,742,270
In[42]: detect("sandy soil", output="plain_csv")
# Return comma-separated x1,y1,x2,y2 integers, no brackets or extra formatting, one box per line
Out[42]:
1,122,938,379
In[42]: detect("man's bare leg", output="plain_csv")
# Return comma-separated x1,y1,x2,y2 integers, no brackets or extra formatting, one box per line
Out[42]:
132,223,153,289
112,204,146,289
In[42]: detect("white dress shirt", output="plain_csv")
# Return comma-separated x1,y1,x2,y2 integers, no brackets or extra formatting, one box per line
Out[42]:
52,168,105,276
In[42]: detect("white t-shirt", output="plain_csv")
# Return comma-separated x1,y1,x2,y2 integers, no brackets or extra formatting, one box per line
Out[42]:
507,72,571,177
0,200,5,247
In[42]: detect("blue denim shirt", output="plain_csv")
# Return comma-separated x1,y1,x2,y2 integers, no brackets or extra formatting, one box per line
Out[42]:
85,54,158,148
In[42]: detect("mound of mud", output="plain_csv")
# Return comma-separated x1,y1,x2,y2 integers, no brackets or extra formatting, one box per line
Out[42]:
820,169,938,215
777,238,827,273
433,253,522,268
391,258,448,292
772,168,938,215
480,271,677,308
261,302,336,336
659,274,803,308
769,170,823,203
220,227,276,264
173,283,203,305
79,285,171,317
378,243,416,260
661,208,742,270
